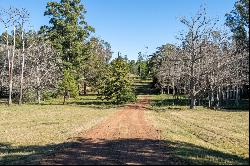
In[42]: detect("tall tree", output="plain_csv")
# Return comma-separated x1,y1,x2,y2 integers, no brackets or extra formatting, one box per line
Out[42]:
226,0,249,50
0,7,23,105
178,7,218,109
43,0,94,103
17,8,29,105
78,37,112,95
226,0,249,105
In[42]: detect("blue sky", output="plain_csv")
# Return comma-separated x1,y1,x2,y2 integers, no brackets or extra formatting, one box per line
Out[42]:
0,0,236,60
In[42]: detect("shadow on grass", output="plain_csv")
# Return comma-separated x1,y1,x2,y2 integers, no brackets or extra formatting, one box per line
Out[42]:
37,96,120,109
0,99,8,105
68,100,121,109
39,102,119,109
134,84,155,95
151,99,189,107
151,98,249,112
0,138,248,165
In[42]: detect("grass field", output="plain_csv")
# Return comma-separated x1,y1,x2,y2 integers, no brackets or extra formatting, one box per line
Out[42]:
0,92,249,165
147,94,249,165
0,103,117,165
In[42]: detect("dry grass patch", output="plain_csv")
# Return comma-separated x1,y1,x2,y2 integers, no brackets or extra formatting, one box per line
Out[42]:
147,107,249,165
0,104,117,164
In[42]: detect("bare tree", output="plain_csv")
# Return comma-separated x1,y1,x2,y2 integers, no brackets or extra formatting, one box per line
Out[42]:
16,8,29,104
27,34,61,104
177,7,218,109
0,7,22,105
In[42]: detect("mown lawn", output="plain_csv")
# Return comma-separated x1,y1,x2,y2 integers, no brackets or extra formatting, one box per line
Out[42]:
147,95,249,165
40,95,120,109
0,103,117,165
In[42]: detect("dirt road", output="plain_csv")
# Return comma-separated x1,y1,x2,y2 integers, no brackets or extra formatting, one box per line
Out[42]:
41,97,182,165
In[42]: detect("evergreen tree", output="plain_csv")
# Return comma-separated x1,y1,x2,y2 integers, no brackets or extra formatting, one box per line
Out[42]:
226,0,249,50
42,0,94,103
100,58,136,104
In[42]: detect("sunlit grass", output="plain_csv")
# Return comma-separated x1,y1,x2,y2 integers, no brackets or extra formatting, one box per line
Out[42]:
147,94,249,164
0,104,117,164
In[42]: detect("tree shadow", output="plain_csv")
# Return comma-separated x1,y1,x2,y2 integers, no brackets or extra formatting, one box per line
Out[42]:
37,97,120,109
0,138,248,165
151,99,189,107
151,98,249,112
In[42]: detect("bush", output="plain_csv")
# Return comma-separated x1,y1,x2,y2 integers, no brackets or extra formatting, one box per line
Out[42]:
22,90,36,103
42,90,58,101
119,88,137,103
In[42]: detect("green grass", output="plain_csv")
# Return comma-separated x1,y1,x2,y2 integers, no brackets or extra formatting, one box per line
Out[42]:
150,94,249,110
0,88,248,165
0,104,117,164
41,95,122,109
147,95,249,165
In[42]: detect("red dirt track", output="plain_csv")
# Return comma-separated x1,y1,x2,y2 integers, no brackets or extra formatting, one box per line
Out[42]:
41,96,182,165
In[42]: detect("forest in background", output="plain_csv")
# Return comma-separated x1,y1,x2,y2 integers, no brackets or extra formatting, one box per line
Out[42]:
0,0,249,109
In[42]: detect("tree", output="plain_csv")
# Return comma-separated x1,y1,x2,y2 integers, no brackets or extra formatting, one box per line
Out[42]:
100,58,136,104
0,7,26,105
60,69,78,104
78,37,112,95
178,7,219,109
226,0,249,106
16,9,29,105
149,44,179,94
226,0,249,50
43,0,94,103
137,52,149,79
27,33,61,104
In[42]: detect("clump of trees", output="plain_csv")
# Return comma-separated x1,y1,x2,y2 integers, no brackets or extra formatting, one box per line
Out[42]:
0,9,62,104
1,0,248,108
0,7,30,105
127,51,150,80
0,0,136,105
149,2,249,109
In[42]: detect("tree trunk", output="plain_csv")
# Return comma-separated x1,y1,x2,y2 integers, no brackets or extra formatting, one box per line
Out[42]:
226,86,230,100
37,89,41,104
19,30,25,105
83,82,87,95
209,87,214,108
172,81,175,95
222,89,226,101
63,90,67,105
161,87,164,94
235,85,239,106
190,95,195,109
211,91,214,108
0,58,6,87
36,66,41,104
216,87,221,109
226,86,231,106
167,85,170,94
189,59,195,109
208,96,211,108
9,26,15,105
4,27,11,105
172,81,175,105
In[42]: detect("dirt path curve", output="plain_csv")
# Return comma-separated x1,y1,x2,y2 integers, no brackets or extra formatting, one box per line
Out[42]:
41,96,181,165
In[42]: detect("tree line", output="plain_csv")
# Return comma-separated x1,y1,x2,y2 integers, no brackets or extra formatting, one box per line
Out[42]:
0,0,248,108
149,0,249,109
0,0,135,105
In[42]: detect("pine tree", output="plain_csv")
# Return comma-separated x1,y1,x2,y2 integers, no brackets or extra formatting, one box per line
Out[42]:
43,0,94,103
101,58,136,104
